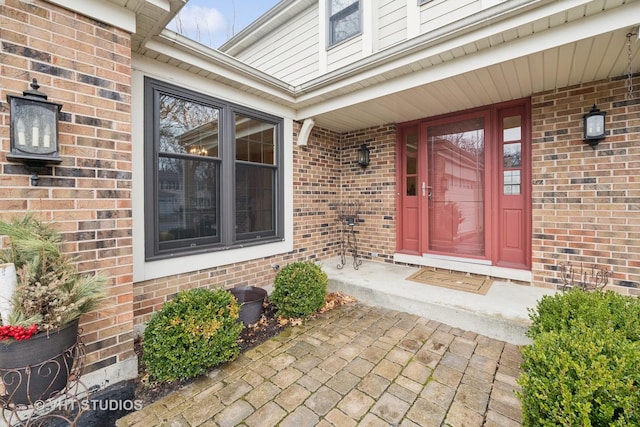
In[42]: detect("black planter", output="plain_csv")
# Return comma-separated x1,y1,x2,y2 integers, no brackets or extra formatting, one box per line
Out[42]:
0,320,79,406
230,286,267,325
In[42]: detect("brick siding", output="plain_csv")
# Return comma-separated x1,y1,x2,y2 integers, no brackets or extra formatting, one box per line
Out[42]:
133,73,640,333
340,125,398,263
531,76,640,294
332,79,640,295
133,122,345,327
0,0,133,374
5,4,637,370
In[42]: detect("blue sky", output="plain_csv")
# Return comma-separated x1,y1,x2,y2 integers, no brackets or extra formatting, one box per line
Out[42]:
167,0,281,48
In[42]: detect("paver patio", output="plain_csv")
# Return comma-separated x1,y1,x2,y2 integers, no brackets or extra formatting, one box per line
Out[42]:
117,302,523,426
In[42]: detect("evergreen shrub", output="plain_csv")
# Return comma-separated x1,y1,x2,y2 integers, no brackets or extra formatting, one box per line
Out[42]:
142,288,242,381
271,261,327,318
519,289,640,426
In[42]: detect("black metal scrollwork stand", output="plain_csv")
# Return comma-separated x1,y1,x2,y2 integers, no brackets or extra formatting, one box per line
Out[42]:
0,336,89,426
559,262,611,292
336,202,362,270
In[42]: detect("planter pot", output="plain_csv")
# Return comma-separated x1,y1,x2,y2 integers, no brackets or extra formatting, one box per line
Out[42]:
230,286,267,325
0,263,17,325
0,320,79,406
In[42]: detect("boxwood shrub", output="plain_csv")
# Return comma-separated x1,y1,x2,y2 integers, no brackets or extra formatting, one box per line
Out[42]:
519,289,640,426
142,288,242,382
271,261,327,318
527,288,640,341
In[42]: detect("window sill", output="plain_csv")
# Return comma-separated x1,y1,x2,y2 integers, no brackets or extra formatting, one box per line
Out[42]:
136,238,293,282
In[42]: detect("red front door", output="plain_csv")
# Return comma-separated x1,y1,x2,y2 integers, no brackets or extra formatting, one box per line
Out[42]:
396,100,531,270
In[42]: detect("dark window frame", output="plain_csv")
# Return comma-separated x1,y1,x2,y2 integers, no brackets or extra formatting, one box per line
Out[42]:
328,0,361,47
144,77,284,261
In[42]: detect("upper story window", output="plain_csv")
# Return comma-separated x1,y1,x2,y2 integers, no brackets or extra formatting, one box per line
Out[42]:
144,78,284,260
329,0,360,46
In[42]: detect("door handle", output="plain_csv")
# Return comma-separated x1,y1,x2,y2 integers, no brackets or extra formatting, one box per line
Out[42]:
422,182,433,199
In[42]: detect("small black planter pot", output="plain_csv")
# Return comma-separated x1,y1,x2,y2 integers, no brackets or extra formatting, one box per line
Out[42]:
0,320,79,406
230,286,267,325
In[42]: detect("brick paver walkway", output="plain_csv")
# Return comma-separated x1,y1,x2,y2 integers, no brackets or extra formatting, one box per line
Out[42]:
117,303,523,426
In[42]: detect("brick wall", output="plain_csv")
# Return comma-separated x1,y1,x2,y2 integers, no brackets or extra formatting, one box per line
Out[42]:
133,121,344,327
339,125,398,263
531,76,640,294
130,64,639,330
335,78,640,295
0,0,134,373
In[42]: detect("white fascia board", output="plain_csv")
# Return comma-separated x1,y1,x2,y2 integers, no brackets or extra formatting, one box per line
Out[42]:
132,55,296,117
146,32,296,105
46,0,137,33
295,0,640,118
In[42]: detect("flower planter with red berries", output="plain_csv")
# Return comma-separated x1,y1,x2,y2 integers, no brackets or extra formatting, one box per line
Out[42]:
0,320,79,406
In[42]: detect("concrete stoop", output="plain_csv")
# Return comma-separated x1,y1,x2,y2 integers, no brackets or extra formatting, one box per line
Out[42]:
321,256,556,346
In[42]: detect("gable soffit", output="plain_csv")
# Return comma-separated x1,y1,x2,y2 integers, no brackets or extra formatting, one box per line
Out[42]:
135,0,640,133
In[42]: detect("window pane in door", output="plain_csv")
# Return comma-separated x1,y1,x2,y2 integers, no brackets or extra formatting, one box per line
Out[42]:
503,143,521,168
427,118,485,256
406,133,418,196
503,170,521,195
503,115,521,142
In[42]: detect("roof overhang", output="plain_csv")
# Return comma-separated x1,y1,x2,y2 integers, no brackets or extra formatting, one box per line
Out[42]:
135,0,640,133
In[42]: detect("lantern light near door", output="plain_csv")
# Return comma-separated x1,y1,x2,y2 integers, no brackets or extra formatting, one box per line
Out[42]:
357,143,370,167
6,79,63,185
583,104,606,149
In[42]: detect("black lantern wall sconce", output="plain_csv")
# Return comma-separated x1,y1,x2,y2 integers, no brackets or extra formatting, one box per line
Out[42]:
357,143,370,167
583,104,606,149
6,79,63,185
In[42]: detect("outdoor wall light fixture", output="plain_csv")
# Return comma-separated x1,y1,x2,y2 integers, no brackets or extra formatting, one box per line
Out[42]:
7,79,63,185
583,104,606,149
357,143,370,167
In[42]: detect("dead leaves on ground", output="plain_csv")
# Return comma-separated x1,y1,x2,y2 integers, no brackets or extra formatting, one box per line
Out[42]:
277,291,357,326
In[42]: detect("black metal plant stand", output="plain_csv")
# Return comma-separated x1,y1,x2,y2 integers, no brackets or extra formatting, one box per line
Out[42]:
336,202,362,270
559,262,611,292
0,334,89,426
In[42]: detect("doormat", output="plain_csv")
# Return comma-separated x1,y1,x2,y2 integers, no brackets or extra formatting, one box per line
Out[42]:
406,268,494,295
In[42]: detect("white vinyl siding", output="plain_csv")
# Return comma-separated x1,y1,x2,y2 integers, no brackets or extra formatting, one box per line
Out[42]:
377,0,407,51
223,0,503,84
233,7,320,86
420,0,482,34
327,36,362,70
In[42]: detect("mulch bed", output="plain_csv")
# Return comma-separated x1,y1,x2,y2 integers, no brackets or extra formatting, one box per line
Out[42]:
133,292,355,406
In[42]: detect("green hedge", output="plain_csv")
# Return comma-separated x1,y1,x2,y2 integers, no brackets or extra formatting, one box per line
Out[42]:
142,288,242,382
271,261,327,318
519,289,640,426
527,288,640,341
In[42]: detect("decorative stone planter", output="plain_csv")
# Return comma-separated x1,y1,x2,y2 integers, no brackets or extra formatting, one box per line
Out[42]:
230,286,267,325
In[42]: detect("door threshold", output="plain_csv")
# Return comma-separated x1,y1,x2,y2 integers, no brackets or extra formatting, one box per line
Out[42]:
394,253,532,283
